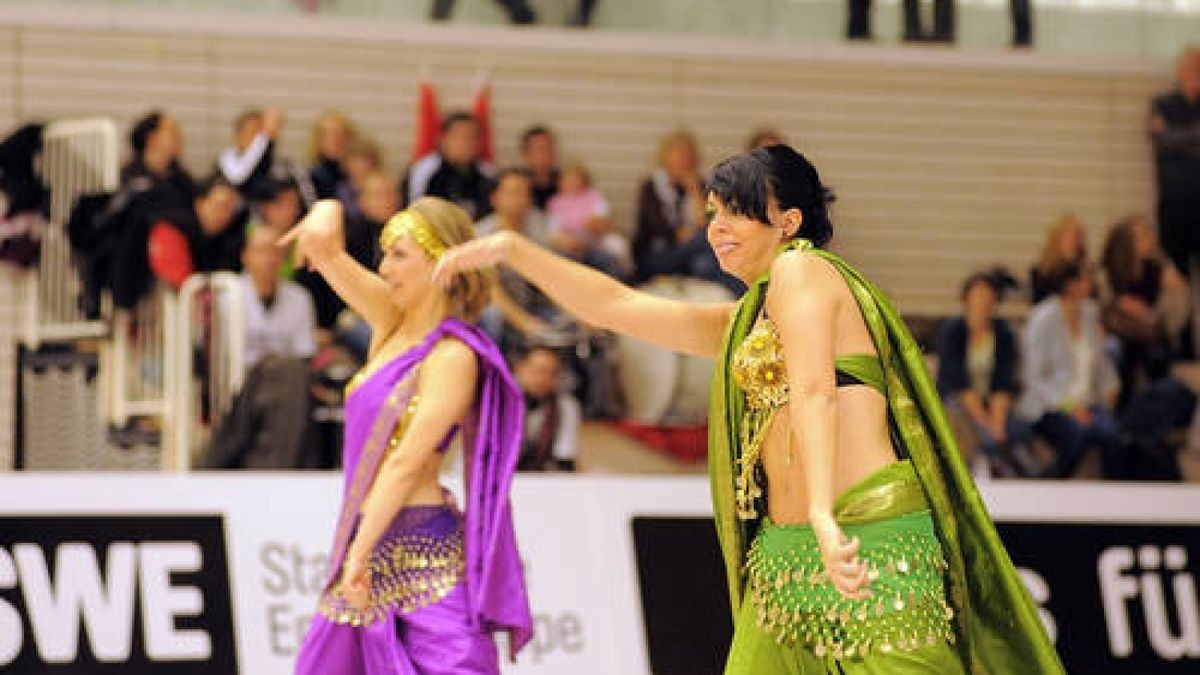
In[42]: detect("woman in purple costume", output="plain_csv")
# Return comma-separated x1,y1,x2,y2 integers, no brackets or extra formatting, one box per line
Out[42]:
282,197,532,674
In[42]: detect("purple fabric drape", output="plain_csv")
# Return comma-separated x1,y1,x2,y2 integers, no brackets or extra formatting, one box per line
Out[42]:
322,317,532,657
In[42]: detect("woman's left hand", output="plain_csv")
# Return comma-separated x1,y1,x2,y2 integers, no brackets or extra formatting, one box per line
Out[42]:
339,557,371,611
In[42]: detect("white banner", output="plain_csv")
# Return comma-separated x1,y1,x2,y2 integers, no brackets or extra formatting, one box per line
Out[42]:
0,473,1197,674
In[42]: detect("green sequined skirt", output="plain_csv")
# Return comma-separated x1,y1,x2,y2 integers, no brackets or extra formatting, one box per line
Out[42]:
725,460,967,675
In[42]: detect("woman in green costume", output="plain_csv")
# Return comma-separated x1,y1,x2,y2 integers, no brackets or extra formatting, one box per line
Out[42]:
435,145,1063,674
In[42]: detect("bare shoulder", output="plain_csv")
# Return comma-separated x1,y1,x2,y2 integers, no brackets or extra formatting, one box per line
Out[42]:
766,249,843,307
423,337,479,378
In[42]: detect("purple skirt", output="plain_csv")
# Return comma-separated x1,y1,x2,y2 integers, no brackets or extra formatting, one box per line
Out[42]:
295,506,499,675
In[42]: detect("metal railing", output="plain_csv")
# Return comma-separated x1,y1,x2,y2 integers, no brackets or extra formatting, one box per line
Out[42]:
25,118,117,347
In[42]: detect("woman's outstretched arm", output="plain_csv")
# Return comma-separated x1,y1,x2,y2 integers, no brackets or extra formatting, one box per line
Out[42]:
436,231,734,357
278,200,402,338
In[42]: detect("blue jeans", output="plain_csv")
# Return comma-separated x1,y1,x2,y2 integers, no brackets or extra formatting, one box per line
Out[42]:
943,397,1034,460
1032,406,1126,479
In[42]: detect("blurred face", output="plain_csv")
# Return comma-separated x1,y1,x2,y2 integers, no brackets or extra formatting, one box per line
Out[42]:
706,193,788,283
1057,225,1084,262
516,349,561,400
491,173,533,223
441,119,481,166
662,138,697,179
259,188,300,232
196,185,240,237
522,133,556,173
242,230,284,289
345,153,380,187
377,233,439,310
235,115,263,150
1178,50,1200,99
360,175,399,224
318,116,352,162
963,281,997,323
558,167,587,194
151,115,183,160
1133,220,1156,259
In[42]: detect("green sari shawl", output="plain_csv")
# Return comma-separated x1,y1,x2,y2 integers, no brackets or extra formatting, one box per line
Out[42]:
708,239,1064,673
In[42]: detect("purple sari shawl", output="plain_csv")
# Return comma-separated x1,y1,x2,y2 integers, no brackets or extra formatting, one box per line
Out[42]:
323,318,532,657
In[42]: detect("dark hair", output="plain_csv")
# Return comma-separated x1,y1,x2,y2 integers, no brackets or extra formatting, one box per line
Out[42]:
1101,215,1145,293
489,166,532,196
130,110,165,155
520,125,554,150
708,145,835,247
960,266,1017,302
441,111,478,134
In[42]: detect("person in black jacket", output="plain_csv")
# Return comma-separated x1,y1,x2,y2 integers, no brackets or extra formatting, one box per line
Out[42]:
400,112,493,221
1149,47,1200,278
936,270,1038,477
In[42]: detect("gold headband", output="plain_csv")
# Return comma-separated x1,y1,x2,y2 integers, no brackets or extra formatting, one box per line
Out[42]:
381,209,449,260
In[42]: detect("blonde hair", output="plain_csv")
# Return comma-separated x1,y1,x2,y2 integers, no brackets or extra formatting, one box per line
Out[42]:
308,111,358,166
404,197,491,322
1037,213,1086,276
657,129,699,168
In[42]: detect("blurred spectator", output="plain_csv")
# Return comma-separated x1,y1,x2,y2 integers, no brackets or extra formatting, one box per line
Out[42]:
633,130,737,294
0,122,47,267
514,345,580,471
848,0,952,43
1149,46,1200,278
520,125,560,209
122,110,195,213
248,177,304,278
1100,214,1189,409
402,112,493,220
1017,262,1125,479
308,111,357,199
147,176,241,291
335,137,383,221
1030,213,1087,305
547,162,632,276
1010,0,1032,48
236,227,317,369
432,0,597,26
937,270,1038,478
347,170,397,269
216,108,282,196
746,128,787,151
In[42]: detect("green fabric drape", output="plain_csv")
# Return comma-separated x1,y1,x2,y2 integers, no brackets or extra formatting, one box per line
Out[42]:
709,239,1064,673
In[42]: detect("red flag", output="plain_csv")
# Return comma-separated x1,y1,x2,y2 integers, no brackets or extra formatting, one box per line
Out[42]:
471,72,494,163
412,76,441,161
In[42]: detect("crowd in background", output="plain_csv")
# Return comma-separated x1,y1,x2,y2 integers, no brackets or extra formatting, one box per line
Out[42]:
1,45,1197,481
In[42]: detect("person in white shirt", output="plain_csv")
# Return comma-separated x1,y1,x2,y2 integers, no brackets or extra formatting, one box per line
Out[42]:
238,226,317,368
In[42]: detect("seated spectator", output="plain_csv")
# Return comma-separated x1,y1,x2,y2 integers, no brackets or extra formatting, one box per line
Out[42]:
147,176,241,290
1030,213,1087,304
216,108,282,196
633,129,739,294
514,344,580,472
247,177,304,277
936,270,1038,477
122,110,195,215
547,162,632,277
745,127,786,151
475,168,558,350
1016,262,1125,479
335,137,383,221
401,111,493,220
236,227,318,369
519,125,560,209
1100,214,1189,409
346,170,397,269
308,110,357,199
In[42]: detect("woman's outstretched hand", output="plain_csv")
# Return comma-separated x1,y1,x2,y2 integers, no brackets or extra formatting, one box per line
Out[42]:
339,557,371,611
811,513,872,600
432,231,517,289
277,199,345,270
